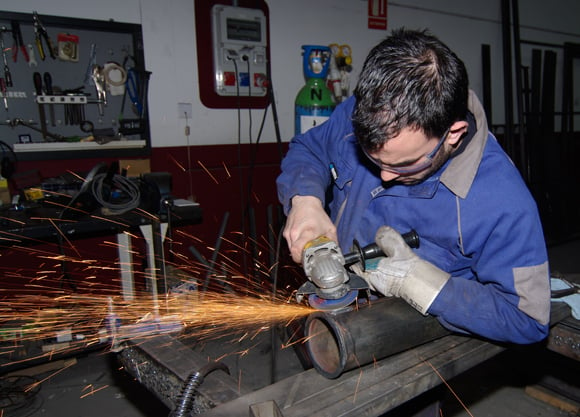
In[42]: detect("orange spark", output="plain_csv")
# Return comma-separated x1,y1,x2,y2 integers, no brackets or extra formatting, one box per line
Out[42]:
25,359,77,392
168,154,186,172
47,218,80,257
89,214,131,227
80,384,110,398
222,161,232,178
0,216,25,225
423,359,475,417
197,160,219,184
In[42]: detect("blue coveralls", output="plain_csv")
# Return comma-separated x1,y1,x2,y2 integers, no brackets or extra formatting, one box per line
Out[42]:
277,91,551,344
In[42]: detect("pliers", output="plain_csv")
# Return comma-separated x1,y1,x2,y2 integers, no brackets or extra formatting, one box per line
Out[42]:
32,11,56,60
11,20,29,63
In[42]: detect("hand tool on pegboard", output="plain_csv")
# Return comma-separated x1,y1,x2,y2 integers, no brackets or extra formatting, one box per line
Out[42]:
27,44,38,67
0,78,8,111
0,27,13,87
33,11,56,60
33,71,48,139
11,21,29,63
43,72,56,126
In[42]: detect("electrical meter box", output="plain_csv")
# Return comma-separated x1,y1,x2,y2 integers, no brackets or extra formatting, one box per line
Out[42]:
211,5,268,97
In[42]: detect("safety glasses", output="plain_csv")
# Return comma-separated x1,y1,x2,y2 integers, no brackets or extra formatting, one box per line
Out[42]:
362,128,450,176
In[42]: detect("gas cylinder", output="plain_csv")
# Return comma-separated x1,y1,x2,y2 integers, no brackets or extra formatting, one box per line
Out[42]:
294,45,336,135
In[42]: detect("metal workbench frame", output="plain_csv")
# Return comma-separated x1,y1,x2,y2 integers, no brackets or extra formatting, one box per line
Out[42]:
121,302,571,417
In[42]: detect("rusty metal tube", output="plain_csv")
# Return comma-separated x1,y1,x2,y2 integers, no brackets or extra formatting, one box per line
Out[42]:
304,297,450,379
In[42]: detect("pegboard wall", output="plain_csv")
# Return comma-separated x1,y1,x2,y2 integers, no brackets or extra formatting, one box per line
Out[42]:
0,10,151,160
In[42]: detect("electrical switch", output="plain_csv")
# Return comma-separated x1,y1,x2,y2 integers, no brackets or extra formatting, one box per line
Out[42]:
238,72,250,87
254,52,265,65
223,72,236,86
254,73,268,88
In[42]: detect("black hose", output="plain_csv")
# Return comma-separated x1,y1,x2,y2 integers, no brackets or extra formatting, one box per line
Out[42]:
169,361,230,417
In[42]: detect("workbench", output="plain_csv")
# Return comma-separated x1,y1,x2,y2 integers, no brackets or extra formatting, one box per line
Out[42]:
202,334,504,417
119,303,572,417
546,273,580,362
0,194,202,299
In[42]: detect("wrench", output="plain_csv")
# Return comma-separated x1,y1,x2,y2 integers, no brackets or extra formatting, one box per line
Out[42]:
27,44,38,67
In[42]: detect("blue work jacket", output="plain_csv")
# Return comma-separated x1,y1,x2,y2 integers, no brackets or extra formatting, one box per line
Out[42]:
277,91,551,344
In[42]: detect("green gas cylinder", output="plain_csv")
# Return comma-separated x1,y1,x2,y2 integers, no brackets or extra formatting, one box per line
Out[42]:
295,45,336,135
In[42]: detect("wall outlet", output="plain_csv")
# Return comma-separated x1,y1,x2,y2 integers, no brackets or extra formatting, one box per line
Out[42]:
178,102,192,119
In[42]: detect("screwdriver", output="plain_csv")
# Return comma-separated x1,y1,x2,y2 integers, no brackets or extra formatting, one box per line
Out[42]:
33,71,43,95
0,78,7,110
33,71,48,138
43,72,53,95
43,72,55,126
0,28,12,87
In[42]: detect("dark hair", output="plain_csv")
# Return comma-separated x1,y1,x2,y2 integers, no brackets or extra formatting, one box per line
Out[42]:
353,28,468,152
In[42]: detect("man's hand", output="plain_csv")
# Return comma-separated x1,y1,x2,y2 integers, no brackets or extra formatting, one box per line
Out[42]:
361,226,451,315
283,195,337,263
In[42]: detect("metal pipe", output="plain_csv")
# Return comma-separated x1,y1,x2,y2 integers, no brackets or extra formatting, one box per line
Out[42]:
304,297,449,379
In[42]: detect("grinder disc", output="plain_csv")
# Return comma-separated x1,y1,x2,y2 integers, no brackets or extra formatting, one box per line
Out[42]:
308,290,358,311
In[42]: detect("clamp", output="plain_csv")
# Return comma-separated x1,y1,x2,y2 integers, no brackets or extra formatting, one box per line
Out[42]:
33,11,56,60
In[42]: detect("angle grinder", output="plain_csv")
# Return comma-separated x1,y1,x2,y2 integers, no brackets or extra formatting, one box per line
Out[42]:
296,230,419,311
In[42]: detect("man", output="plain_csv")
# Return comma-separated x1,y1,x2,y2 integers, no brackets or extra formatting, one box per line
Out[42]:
277,28,550,344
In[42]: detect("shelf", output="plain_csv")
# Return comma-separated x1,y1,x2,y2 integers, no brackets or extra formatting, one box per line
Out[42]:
35,95,88,104
0,10,150,160
14,140,147,153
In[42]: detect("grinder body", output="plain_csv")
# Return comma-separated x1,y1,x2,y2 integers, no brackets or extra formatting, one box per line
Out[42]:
302,236,350,300
297,230,419,310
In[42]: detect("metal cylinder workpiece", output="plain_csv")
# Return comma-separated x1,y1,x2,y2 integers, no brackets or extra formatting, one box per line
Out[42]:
304,297,450,379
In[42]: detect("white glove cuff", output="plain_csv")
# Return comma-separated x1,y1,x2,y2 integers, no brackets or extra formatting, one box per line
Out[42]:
400,261,450,315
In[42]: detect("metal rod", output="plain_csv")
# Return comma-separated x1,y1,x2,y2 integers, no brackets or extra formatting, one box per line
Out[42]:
202,211,230,293
511,0,529,182
541,51,557,136
501,0,514,158
304,297,449,379
481,44,492,126
530,49,542,186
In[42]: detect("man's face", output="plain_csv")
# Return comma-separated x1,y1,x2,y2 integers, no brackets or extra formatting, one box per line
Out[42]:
363,127,452,185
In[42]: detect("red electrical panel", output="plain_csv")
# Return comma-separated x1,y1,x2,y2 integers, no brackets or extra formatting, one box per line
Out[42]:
195,0,271,109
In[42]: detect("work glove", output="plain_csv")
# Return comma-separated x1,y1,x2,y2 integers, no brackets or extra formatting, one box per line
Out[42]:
360,226,451,315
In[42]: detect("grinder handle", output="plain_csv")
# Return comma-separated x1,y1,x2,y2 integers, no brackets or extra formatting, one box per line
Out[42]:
343,229,419,268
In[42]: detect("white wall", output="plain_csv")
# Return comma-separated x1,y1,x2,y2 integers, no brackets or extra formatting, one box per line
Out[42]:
2,0,580,148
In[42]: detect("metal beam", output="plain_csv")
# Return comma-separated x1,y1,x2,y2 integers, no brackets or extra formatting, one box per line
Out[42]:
200,335,504,417
501,0,514,157
199,302,570,417
119,304,570,416
119,335,247,412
